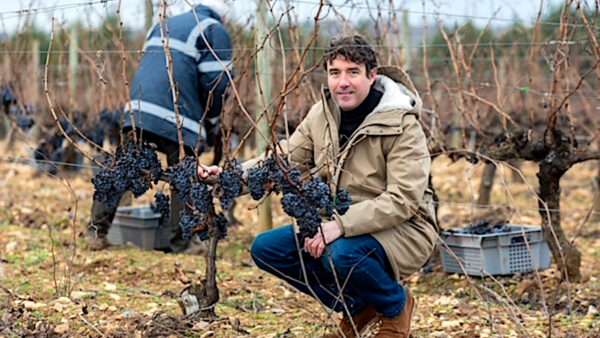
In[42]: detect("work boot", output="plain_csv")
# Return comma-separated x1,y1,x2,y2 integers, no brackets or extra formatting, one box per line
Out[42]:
84,232,109,251
322,305,378,338
375,292,416,337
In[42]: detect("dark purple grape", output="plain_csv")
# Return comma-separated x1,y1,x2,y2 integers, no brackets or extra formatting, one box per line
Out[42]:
247,166,267,200
153,191,170,223
301,177,332,209
179,210,202,240
167,156,197,201
190,182,212,213
264,156,301,194
296,208,321,239
92,168,120,208
281,193,308,218
218,160,243,210
334,189,352,215
1,86,16,106
215,213,228,239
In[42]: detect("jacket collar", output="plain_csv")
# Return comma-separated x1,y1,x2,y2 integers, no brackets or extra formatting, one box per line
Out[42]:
371,66,422,118
372,75,416,114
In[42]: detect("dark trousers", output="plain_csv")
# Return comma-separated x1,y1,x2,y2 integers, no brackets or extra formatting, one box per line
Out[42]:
88,131,194,252
250,225,407,318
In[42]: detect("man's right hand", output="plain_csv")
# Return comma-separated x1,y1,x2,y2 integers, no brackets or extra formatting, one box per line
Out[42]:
197,164,222,179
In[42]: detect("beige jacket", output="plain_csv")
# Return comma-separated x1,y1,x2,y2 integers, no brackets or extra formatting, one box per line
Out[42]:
246,66,438,281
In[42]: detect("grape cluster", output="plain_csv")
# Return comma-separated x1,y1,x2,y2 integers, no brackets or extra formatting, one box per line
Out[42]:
85,108,122,147
1,85,16,107
280,175,352,242
244,155,353,242
92,140,162,208
179,210,203,240
153,191,170,223
281,192,322,241
265,156,301,194
455,219,510,235
301,178,331,209
333,189,352,215
215,213,228,239
85,125,105,147
197,228,210,241
166,156,197,201
91,142,353,245
280,177,327,241
217,160,243,210
183,212,228,241
190,182,212,213
139,145,163,182
90,140,232,242
16,112,34,131
247,166,267,200
246,155,301,199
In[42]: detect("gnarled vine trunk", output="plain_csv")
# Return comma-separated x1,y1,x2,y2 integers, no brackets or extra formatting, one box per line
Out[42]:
477,162,497,206
537,145,581,282
178,211,220,318
486,129,590,282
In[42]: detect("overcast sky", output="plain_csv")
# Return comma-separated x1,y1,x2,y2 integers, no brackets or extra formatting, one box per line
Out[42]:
0,0,590,34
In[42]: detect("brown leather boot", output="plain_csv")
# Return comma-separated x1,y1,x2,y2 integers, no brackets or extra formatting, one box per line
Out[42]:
375,292,417,337
322,305,378,338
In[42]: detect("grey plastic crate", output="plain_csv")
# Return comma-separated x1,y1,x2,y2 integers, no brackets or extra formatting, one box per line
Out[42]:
439,225,551,276
106,205,170,250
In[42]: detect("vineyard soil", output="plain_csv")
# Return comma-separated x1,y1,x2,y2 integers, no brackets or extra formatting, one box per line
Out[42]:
1,143,599,337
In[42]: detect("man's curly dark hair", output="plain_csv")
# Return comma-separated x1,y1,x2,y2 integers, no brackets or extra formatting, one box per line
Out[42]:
323,35,378,77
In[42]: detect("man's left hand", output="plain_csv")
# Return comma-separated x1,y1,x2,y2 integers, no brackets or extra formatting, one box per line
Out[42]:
304,220,343,259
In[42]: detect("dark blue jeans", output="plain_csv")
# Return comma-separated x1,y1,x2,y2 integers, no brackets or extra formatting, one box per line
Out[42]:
250,225,406,318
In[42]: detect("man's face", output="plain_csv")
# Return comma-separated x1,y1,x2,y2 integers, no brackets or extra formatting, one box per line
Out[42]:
327,56,377,111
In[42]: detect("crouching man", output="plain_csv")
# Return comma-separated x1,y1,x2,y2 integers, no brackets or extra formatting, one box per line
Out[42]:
199,35,438,337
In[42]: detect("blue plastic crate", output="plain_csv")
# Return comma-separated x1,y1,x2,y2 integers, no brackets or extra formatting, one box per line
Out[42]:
439,225,551,276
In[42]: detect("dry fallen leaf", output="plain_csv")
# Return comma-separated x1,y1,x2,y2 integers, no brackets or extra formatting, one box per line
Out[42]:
516,278,536,295
54,320,69,334
103,282,117,291
192,320,210,330
441,319,461,329
434,295,459,307
70,291,94,300
5,241,18,254
53,303,65,312
22,301,46,311
586,305,598,318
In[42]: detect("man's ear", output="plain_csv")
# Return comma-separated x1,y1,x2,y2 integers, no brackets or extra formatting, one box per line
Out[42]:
369,67,378,83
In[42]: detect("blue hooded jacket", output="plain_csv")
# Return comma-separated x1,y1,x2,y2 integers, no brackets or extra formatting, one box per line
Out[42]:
123,4,232,149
